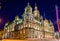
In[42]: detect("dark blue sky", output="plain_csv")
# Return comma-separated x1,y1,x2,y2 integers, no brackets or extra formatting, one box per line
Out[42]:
0,0,60,31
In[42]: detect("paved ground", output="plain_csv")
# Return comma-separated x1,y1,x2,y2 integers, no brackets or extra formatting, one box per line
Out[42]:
1,39,60,41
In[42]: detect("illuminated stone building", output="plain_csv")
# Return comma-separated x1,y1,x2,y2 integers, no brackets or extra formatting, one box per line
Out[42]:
2,3,55,40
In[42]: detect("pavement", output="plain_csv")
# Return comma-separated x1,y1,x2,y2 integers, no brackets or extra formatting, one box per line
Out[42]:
1,39,60,41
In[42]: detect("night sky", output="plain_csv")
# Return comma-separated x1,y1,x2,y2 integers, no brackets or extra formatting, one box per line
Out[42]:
0,0,60,32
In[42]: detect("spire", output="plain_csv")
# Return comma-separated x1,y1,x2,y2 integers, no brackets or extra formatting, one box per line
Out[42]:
44,11,46,20
34,3,38,10
26,2,31,8
28,2,30,6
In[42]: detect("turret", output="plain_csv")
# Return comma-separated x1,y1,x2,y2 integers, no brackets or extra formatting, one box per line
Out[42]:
33,3,40,21
33,3,40,17
14,15,22,24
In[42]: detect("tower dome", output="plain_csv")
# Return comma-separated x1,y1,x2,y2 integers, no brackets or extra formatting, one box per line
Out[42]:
33,3,40,17
24,3,32,14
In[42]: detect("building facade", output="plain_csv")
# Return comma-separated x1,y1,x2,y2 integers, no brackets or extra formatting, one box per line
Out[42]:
2,3,55,40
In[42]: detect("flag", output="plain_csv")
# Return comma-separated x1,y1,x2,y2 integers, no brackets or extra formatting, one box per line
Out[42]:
58,20,60,32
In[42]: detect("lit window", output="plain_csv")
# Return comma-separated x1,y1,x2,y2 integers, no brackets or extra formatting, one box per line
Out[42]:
23,30,25,33
29,23,30,27
20,31,22,34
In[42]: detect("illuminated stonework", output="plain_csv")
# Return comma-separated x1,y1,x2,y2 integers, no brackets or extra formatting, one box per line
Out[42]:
2,3,55,40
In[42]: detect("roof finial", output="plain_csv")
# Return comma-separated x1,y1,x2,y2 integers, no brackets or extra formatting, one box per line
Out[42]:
35,3,37,6
35,3,38,10
44,11,46,20
28,2,30,6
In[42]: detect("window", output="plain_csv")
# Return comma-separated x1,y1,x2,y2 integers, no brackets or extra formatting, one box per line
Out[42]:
23,30,25,33
20,31,22,34
35,35,37,38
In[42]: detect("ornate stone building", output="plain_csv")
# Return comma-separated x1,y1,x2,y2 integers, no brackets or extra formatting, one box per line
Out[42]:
2,3,55,40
